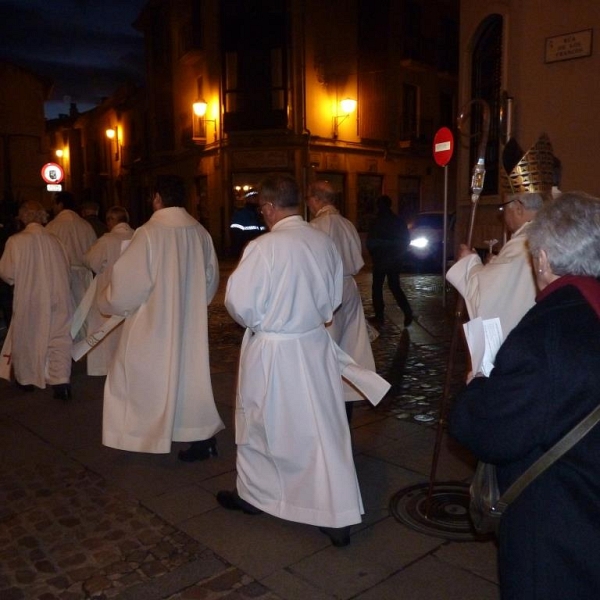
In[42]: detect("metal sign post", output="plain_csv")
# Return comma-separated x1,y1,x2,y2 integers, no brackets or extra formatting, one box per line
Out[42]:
433,127,454,306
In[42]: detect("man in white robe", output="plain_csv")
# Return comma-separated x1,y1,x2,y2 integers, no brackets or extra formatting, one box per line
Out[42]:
46,191,97,329
307,180,376,421
446,192,548,339
220,174,363,547
82,206,134,376
98,175,224,457
0,201,73,399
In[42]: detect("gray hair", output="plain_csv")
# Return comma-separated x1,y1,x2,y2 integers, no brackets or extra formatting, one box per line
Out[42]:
507,191,550,211
19,201,48,225
527,191,600,277
258,175,300,209
308,180,336,206
106,205,129,224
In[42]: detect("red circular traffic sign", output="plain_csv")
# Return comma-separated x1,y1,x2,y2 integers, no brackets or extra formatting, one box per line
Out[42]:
41,162,64,184
433,127,454,167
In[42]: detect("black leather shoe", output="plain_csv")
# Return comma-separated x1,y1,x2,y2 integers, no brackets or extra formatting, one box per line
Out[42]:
178,437,218,462
16,381,35,393
319,526,351,547
216,490,263,515
53,383,72,402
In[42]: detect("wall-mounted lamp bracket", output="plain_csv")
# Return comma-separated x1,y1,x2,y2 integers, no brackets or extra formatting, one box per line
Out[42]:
332,97,357,139
193,99,217,142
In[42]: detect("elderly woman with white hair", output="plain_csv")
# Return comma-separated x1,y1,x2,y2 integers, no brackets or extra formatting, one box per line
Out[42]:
450,191,600,600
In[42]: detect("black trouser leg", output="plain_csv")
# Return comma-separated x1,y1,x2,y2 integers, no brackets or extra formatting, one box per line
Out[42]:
371,268,386,319
387,271,412,318
345,401,354,424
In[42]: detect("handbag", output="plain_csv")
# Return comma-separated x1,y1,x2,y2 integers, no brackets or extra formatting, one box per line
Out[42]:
470,402,600,535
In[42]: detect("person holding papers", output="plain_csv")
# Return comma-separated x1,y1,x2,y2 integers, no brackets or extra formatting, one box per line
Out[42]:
447,134,555,340
450,191,600,600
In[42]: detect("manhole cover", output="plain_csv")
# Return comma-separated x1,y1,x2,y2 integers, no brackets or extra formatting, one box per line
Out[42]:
389,481,485,541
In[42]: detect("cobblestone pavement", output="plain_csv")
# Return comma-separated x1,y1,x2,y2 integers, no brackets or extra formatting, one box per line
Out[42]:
360,275,467,426
0,269,470,600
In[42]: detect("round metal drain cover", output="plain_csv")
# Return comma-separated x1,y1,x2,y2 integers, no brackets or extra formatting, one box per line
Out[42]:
390,481,482,541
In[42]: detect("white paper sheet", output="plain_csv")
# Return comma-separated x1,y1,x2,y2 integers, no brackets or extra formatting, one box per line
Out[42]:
463,317,503,377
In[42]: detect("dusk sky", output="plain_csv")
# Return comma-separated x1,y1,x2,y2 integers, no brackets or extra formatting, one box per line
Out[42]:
0,0,147,119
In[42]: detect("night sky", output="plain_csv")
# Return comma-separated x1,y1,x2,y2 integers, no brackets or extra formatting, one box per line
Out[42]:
0,0,147,119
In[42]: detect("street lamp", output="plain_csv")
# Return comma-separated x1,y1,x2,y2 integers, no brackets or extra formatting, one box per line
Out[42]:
332,97,357,139
105,127,120,160
192,99,217,142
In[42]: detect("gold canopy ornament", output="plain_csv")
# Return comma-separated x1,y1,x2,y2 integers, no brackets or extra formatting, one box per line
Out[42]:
500,133,555,195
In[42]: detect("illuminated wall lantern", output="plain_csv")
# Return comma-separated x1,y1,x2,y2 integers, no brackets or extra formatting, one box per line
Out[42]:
192,99,217,142
332,97,357,139
105,127,120,160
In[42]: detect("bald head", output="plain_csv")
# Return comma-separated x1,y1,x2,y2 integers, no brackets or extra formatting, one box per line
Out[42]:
106,206,129,231
18,201,48,226
307,180,336,217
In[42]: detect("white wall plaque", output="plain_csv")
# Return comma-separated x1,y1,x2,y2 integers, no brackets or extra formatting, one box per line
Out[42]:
545,29,593,63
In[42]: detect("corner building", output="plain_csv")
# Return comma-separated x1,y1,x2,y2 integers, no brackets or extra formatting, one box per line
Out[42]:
128,0,458,254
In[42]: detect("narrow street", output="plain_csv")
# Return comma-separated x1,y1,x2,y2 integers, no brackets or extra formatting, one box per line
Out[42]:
0,266,497,600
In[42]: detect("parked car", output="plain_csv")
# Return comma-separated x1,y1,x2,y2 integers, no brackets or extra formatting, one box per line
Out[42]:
404,211,455,271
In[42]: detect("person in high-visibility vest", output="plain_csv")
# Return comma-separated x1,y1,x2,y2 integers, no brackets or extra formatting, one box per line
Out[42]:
229,190,265,258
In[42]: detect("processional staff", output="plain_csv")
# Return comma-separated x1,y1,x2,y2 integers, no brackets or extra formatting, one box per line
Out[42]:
425,98,491,516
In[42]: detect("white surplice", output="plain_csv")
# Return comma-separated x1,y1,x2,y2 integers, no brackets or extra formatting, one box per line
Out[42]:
310,205,376,401
46,209,97,314
82,222,134,375
225,215,364,528
446,222,536,339
0,223,72,387
98,207,224,453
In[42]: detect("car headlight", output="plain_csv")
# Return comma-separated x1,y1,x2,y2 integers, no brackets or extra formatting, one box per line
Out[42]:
409,236,429,249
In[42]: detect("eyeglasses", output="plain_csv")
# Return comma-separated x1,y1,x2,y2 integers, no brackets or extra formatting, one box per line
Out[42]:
498,198,521,212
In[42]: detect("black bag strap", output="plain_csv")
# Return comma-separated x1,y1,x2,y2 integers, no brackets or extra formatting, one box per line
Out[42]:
495,403,600,512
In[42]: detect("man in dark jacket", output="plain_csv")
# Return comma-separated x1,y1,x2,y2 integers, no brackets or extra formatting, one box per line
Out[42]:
366,195,413,327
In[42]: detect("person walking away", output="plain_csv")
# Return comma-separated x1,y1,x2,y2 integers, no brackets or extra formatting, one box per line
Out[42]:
218,174,367,547
81,201,108,238
98,175,224,459
0,201,73,400
46,191,97,337
366,195,413,327
307,180,377,422
82,206,134,376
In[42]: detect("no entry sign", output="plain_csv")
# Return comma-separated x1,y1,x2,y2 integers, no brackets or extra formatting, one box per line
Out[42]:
433,127,454,167
41,162,65,184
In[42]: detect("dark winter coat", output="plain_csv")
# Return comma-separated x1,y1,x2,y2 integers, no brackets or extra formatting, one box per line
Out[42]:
366,208,410,271
450,284,600,600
